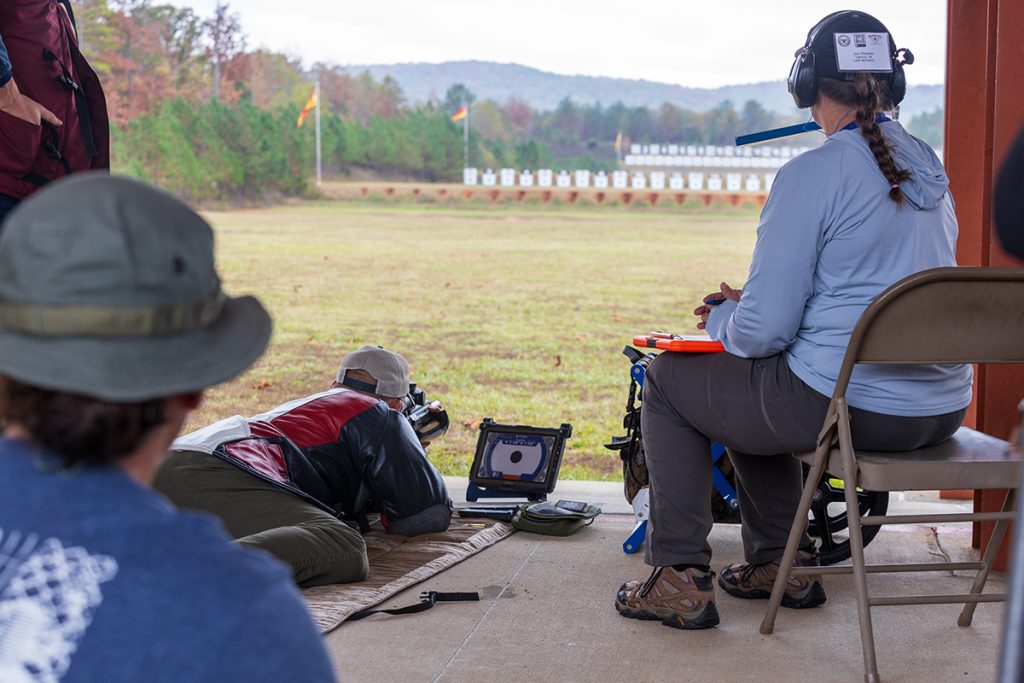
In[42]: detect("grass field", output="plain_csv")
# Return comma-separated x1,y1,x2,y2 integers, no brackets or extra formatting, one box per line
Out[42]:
189,198,760,480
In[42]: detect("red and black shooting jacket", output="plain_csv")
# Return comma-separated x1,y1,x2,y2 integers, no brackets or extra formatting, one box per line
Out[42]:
173,388,452,536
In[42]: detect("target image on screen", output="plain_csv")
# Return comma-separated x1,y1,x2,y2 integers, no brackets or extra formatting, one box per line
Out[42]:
477,432,554,482
468,419,573,497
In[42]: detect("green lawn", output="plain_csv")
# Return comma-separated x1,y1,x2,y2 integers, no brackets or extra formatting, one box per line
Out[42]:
190,198,759,480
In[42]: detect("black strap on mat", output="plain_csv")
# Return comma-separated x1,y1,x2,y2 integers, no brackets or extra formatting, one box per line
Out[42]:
347,591,480,621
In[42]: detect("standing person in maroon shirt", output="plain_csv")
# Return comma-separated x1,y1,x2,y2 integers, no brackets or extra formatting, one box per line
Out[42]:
0,0,109,226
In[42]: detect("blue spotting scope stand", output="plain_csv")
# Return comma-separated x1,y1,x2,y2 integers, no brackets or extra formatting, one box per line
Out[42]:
622,353,740,554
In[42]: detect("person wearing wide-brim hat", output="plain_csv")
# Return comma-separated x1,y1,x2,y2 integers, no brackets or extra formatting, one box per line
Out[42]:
0,174,336,682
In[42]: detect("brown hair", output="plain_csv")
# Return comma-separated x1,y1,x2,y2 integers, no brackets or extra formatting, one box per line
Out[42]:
0,377,166,466
818,73,911,203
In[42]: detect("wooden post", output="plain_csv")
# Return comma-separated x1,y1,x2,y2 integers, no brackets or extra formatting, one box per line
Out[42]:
945,0,1024,569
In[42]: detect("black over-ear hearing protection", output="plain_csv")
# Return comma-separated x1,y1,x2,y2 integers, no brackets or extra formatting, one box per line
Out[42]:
788,46,818,110
787,10,913,109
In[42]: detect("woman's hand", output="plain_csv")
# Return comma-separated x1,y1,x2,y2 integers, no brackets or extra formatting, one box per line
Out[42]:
693,282,742,330
0,78,61,126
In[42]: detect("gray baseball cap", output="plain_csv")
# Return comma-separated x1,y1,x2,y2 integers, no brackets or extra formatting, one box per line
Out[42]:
0,173,272,401
336,345,410,398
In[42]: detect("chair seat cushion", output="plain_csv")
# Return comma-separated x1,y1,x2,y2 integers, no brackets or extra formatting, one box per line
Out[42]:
794,426,1019,491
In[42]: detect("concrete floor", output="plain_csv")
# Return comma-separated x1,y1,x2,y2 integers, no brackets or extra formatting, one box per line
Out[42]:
324,480,1007,683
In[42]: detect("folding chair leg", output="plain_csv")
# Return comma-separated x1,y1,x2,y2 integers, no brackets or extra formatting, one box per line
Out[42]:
759,437,830,635
837,401,880,683
958,487,1017,627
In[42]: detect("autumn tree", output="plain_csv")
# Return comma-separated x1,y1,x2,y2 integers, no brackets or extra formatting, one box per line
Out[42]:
151,5,205,92
348,72,404,123
501,97,533,134
313,63,356,116
74,0,117,73
204,1,244,101
236,50,305,109
103,1,174,124
470,100,508,143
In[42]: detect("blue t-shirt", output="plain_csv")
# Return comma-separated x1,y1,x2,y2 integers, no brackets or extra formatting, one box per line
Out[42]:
0,437,336,682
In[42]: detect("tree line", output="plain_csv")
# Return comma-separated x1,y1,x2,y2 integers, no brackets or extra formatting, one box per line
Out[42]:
75,1,943,200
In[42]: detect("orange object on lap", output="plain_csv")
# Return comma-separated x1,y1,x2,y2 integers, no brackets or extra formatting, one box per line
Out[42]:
632,333,725,353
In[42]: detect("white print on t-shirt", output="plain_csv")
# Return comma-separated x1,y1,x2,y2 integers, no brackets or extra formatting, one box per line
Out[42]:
0,532,118,683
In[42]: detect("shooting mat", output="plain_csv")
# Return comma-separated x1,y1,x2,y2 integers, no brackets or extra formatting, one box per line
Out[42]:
303,518,515,634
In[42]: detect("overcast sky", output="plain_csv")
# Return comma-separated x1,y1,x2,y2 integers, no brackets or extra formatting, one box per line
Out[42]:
165,1,947,88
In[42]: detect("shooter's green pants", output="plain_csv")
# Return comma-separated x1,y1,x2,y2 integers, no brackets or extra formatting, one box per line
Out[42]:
154,450,368,587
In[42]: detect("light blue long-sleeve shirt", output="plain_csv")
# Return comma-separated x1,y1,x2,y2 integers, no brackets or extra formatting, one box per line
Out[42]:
706,120,973,417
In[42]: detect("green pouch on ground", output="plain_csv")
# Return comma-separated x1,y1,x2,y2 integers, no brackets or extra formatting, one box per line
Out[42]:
511,500,601,536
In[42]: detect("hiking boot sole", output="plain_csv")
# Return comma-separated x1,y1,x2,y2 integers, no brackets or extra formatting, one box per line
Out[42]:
717,577,827,609
614,597,720,630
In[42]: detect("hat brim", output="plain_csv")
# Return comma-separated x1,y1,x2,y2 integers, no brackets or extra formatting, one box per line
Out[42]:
0,295,271,402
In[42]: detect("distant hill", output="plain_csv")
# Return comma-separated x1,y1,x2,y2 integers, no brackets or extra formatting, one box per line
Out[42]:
341,60,944,121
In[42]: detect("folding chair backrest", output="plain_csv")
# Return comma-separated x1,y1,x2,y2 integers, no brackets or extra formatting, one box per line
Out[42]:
833,267,1024,398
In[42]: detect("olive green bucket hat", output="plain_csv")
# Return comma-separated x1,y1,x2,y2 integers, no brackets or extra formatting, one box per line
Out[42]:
0,173,272,401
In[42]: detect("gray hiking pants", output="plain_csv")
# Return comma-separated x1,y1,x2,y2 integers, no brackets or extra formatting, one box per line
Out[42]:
641,351,966,568
154,450,369,587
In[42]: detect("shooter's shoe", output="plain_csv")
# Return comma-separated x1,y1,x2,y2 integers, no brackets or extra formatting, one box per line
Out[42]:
615,566,720,630
718,551,827,609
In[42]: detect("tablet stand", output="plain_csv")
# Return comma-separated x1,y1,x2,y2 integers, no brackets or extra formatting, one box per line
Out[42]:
465,482,546,503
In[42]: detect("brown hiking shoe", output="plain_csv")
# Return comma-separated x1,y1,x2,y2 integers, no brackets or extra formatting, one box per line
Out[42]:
718,551,826,609
615,566,720,630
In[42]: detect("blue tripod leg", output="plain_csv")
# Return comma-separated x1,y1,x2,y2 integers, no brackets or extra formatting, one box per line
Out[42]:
623,487,650,554
710,442,740,512
623,520,647,554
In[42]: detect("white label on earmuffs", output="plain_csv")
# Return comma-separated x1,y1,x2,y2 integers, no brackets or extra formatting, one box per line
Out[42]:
834,32,892,72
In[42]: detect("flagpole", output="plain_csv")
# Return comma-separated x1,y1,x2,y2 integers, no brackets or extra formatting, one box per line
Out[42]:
314,80,322,186
463,102,469,169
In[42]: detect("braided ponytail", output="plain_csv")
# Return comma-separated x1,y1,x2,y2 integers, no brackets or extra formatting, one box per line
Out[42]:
819,74,912,203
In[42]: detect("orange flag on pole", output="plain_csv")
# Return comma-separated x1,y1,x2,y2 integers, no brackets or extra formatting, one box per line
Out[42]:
297,88,318,128
450,106,468,122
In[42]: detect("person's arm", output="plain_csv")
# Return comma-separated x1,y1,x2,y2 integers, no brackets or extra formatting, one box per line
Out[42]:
0,33,62,126
348,404,452,534
704,156,832,358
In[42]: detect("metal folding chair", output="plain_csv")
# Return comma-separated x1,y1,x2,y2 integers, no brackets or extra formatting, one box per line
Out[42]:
758,267,1024,683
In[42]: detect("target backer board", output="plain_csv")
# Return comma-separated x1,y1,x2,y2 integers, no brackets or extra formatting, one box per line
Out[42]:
468,419,573,499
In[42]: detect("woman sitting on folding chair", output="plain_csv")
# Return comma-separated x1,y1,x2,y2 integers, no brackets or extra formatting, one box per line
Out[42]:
615,11,974,631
